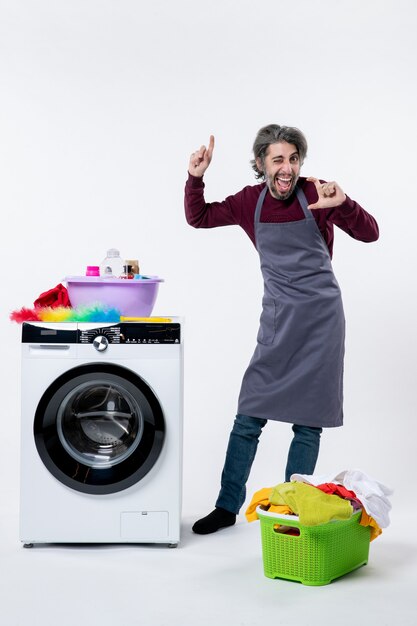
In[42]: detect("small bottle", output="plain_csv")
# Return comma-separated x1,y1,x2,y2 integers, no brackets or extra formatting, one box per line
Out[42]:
100,248,124,278
86,265,100,276
120,264,134,279
125,259,140,275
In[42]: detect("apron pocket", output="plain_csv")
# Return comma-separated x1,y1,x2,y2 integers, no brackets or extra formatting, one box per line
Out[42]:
257,298,276,345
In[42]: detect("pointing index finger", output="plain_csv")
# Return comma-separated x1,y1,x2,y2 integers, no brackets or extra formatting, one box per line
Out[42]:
207,135,215,157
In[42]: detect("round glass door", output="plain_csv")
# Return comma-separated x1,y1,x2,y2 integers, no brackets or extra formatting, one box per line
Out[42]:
34,364,165,494
56,380,144,468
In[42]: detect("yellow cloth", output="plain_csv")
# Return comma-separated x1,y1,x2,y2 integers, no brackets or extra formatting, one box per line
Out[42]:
360,509,382,541
270,481,353,526
245,487,292,522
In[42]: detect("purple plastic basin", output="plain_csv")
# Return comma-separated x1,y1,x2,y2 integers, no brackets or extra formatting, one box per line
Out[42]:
65,276,163,317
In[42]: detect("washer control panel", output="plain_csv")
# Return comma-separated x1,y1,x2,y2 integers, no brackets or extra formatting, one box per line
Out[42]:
22,322,181,344
79,323,181,345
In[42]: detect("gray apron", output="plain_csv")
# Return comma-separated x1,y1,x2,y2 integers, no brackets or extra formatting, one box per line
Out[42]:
237,185,345,427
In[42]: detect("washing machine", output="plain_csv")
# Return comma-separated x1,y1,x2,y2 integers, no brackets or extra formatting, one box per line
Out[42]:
19,319,183,547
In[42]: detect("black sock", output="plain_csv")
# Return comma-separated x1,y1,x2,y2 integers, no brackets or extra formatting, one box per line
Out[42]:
192,507,236,535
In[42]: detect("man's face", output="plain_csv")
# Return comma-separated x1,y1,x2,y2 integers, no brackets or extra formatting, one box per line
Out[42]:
256,141,301,200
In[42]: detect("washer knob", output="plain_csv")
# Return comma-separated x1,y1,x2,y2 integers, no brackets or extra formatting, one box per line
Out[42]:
93,335,109,351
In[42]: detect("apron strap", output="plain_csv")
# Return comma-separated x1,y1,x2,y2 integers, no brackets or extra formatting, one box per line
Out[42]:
295,186,313,220
254,186,268,225
253,186,268,249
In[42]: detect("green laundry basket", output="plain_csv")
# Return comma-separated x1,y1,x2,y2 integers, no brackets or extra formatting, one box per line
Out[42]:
256,507,371,586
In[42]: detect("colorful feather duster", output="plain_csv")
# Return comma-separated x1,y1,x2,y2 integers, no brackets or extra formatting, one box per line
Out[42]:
10,304,121,324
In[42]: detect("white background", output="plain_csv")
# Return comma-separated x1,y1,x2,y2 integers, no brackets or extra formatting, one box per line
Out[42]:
0,0,416,571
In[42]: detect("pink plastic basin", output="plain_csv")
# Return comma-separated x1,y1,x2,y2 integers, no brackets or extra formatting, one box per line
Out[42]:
65,276,163,317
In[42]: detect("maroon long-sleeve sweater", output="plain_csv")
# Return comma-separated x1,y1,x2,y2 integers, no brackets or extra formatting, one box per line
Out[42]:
184,174,379,258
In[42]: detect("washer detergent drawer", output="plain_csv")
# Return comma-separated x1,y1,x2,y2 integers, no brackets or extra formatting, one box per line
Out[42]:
25,344,76,358
120,511,169,540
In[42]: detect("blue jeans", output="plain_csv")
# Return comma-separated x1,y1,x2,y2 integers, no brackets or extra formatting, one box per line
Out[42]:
215,414,322,514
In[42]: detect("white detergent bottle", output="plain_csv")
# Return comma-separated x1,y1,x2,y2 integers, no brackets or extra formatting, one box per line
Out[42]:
100,248,124,278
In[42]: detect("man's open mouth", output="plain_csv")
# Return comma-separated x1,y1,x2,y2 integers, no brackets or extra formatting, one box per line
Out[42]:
275,176,292,193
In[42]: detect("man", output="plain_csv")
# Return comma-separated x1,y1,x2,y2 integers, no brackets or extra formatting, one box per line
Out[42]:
185,124,379,535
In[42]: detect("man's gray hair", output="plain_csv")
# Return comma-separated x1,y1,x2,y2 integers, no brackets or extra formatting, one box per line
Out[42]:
251,124,308,180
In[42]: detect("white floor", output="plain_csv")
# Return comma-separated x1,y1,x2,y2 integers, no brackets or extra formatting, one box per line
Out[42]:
1,500,416,626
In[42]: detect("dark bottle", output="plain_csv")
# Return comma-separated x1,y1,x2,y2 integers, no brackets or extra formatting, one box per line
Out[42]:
120,264,134,279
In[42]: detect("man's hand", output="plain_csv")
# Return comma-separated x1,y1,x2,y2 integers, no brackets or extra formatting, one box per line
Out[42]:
188,135,215,177
307,177,346,209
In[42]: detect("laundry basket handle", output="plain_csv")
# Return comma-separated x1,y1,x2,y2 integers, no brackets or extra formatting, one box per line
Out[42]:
256,506,302,534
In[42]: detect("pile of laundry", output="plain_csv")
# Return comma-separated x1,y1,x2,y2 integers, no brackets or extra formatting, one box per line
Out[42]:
246,470,393,541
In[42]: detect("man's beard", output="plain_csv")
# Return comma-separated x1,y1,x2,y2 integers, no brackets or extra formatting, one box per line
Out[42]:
266,172,299,200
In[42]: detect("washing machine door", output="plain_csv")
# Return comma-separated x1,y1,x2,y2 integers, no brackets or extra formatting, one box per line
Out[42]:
34,364,165,494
